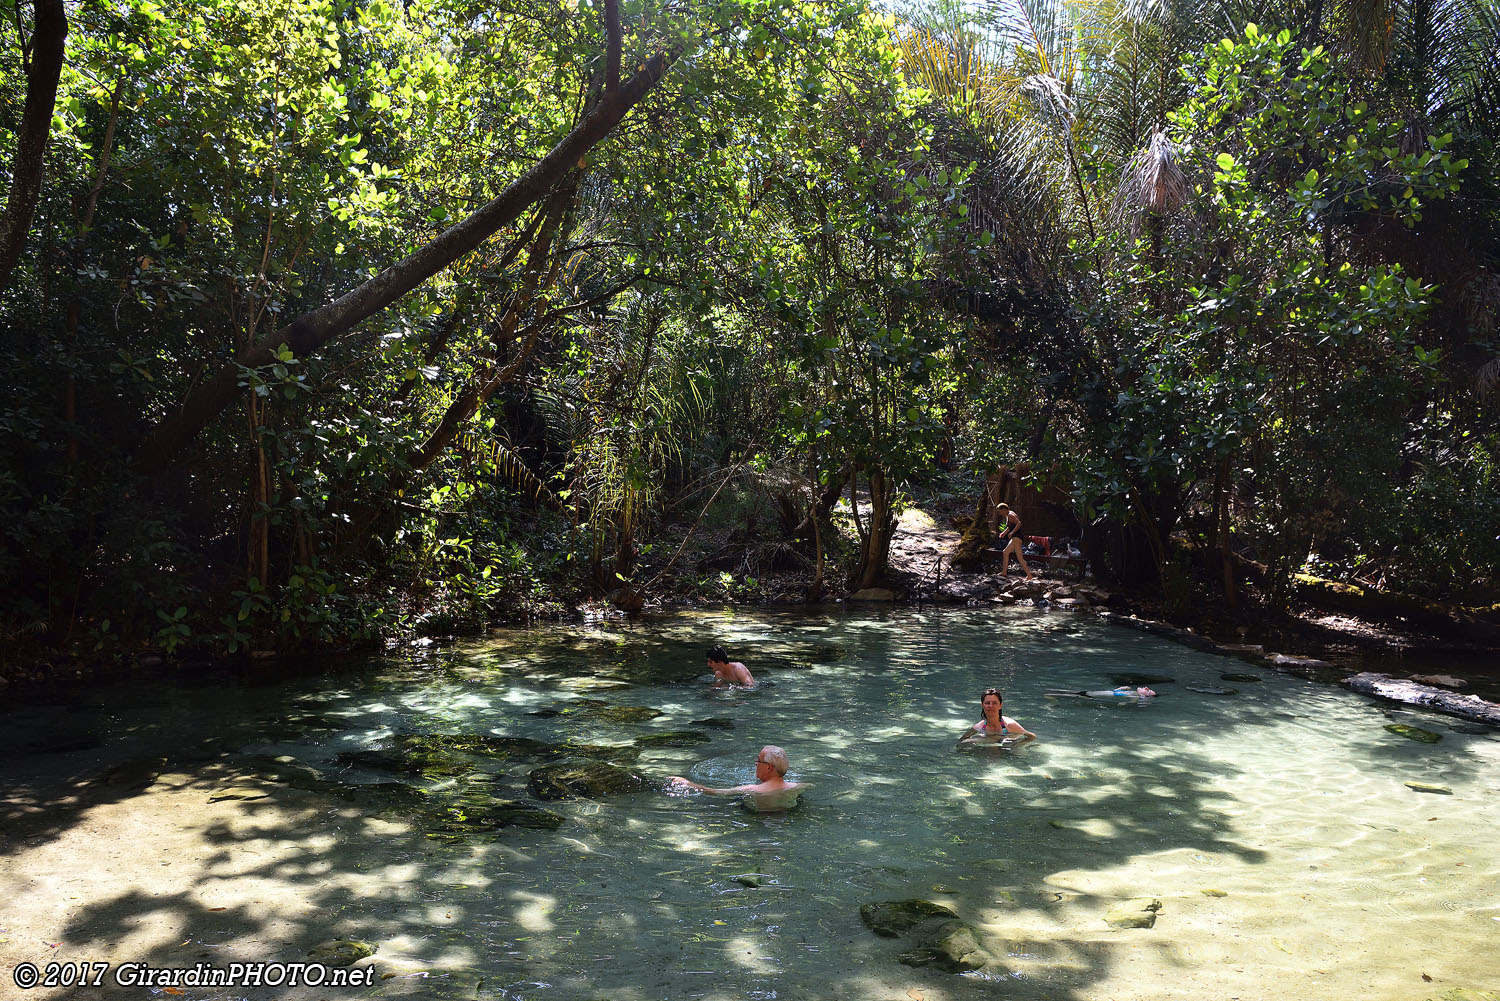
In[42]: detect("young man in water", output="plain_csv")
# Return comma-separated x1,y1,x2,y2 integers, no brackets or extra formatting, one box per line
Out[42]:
706,645,755,687
667,745,801,808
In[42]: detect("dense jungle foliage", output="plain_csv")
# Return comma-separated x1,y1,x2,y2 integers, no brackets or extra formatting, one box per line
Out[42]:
1,0,1497,664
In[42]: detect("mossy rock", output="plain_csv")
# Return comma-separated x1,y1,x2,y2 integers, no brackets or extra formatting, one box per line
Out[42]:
859,899,958,937
426,800,565,840
1104,898,1162,929
308,939,376,967
531,699,663,724
898,919,991,972
1385,724,1442,744
634,731,712,748
339,733,637,780
690,717,736,729
526,760,649,800
1220,673,1262,683
357,782,431,817
337,745,473,778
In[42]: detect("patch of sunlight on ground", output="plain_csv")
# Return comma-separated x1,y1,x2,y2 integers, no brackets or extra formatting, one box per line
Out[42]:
898,507,939,530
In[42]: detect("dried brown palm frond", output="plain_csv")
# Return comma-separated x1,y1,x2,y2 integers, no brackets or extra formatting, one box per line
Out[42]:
1458,270,1500,336
1112,129,1191,232
1477,357,1500,401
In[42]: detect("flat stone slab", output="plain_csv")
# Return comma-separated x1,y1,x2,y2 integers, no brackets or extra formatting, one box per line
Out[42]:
1344,673,1500,727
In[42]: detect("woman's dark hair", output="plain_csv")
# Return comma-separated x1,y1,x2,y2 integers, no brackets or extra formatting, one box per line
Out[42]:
981,688,1003,705
707,645,729,662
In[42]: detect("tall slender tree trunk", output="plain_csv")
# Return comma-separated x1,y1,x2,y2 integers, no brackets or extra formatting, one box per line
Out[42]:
854,465,896,589
0,0,67,290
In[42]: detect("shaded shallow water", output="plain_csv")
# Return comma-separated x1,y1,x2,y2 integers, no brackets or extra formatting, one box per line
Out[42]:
2,607,1498,1000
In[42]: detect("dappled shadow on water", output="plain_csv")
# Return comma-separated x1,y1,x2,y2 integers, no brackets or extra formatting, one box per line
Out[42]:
3,608,1498,1001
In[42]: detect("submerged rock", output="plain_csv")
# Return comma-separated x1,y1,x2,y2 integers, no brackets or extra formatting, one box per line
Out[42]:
94,757,168,789
803,643,847,662
1185,685,1237,695
358,782,431,817
898,919,991,972
1449,722,1497,735
1220,673,1262,683
1110,674,1175,687
307,939,376,967
208,784,274,802
1385,723,1442,744
690,717,736,729
1104,898,1162,929
337,733,638,779
428,799,565,838
1404,781,1453,794
859,899,958,937
526,760,649,800
531,699,663,724
634,731,712,748
556,740,641,764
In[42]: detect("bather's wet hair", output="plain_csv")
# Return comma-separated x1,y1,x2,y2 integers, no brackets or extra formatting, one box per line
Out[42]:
758,745,789,776
706,645,729,663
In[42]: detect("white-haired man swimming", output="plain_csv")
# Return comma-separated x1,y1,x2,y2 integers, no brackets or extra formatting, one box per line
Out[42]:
668,745,802,809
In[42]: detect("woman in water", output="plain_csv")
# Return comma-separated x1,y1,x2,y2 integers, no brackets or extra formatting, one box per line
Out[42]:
957,688,1037,746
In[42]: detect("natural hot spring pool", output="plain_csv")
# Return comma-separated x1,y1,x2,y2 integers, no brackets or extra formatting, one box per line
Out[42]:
1,606,1497,1001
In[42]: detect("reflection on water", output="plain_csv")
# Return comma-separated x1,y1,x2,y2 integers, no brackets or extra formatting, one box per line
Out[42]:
2,606,1499,1001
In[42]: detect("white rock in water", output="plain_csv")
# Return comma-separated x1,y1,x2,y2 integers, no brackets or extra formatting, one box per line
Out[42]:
1269,653,1333,668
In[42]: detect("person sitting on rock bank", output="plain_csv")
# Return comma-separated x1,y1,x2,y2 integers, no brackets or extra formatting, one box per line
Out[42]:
668,745,802,809
706,645,755,687
957,688,1036,746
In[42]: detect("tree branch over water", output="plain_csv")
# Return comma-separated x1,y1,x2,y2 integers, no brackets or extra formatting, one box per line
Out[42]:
135,11,675,477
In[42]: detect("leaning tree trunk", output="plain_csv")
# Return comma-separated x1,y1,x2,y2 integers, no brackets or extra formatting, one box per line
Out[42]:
135,2,674,476
0,0,68,290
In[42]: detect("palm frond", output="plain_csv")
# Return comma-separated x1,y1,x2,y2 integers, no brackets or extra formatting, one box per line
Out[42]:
1113,129,1191,230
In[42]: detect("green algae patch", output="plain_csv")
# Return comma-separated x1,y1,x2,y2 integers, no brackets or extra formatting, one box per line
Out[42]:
1385,724,1442,743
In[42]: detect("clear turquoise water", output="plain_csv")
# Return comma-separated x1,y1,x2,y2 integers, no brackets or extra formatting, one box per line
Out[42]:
2,607,1497,1001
